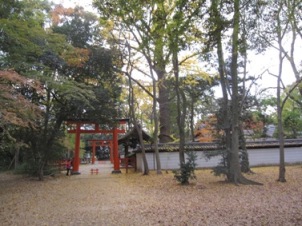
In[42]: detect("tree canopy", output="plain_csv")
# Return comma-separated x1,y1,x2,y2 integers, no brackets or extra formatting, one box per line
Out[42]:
0,0,123,178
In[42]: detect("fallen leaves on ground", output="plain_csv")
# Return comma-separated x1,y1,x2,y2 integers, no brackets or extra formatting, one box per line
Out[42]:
0,165,302,226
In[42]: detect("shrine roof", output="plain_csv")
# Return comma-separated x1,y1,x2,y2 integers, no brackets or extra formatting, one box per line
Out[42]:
118,127,152,144
66,118,129,124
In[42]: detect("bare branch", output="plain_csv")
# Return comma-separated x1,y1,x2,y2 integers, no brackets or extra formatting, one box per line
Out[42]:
114,68,154,98
281,77,302,110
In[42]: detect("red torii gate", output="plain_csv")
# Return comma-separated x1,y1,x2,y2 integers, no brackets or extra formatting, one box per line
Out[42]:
87,139,113,164
67,119,127,174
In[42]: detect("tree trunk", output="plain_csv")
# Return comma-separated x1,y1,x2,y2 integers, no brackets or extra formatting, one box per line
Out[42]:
128,73,149,175
173,49,186,164
229,0,243,183
212,0,232,181
152,4,172,144
239,125,252,173
179,90,187,161
14,146,20,170
37,153,45,181
157,69,173,143
152,75,162,174
276,9,286,182
228,0,261,185
136,124,149,175
189,101,195,142
146,53,162,174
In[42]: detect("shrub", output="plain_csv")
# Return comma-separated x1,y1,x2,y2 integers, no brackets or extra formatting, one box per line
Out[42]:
173,151,197,185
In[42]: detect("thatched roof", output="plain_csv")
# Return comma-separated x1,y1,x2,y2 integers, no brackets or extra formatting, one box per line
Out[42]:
118,127,152,145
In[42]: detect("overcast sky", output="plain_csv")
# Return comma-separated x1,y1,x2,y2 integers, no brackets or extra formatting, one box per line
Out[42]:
52,0,94,11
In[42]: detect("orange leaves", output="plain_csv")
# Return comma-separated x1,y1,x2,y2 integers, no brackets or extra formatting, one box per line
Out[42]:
62,48,90,68
0,70,26,83
0,70,41,91
0,70,42,127
51,4,75,26
194,115,218,142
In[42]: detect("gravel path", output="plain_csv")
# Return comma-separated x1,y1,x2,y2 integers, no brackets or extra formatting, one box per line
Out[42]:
0,164,302,226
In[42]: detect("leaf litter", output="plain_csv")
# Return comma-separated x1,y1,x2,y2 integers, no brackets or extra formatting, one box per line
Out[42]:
0,165,301,226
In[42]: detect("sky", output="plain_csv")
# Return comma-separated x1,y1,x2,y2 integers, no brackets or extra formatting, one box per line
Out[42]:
248,48,298,94
52,0,95,11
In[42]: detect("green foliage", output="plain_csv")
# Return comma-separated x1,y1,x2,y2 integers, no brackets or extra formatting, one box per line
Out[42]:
0,0,22,19
0,0,57,70
93,0,205,144
206,149,229,177
207,148,251,177
0,148,13,171
0,2,124,179
52,6,100,48
283,109,302,138
173,151,197,185
282,87,302,138
14,161,61,176
12,135,67,176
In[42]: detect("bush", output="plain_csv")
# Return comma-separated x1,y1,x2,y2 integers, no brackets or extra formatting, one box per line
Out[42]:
173,151,197,185
212,151,229,177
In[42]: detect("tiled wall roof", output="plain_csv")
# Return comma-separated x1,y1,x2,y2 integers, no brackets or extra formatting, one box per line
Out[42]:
135,139,302,153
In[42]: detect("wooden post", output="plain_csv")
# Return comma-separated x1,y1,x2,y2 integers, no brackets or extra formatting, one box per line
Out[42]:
72,123,81,174
92,141,96,164
109,141,114,163
112,127,121,174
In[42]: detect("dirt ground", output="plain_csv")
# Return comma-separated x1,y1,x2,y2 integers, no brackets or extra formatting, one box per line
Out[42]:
0,165,302,226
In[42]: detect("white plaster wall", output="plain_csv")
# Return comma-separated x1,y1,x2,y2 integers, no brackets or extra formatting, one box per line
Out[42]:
136,147,302,171
248,147,302,166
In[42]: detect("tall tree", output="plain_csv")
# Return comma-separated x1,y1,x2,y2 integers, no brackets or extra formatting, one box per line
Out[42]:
0,70,42,170
275,1,287,182
0,0,66,178
204,0,262,184
93,0,172,143
167,0,206,164
128,77,150,175
93,0,204,144
0,2,123,179
228,0,243,183
205,0,233,180
93,0,207,172
124,42,150,174
256,0,302,182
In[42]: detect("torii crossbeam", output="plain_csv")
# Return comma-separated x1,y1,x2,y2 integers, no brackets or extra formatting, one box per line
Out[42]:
67,119,127,174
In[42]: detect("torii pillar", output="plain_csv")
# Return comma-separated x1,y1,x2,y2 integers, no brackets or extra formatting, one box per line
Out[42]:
88,140,113,165
72,123,81,174
91,141,96,165
112,127,120,173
